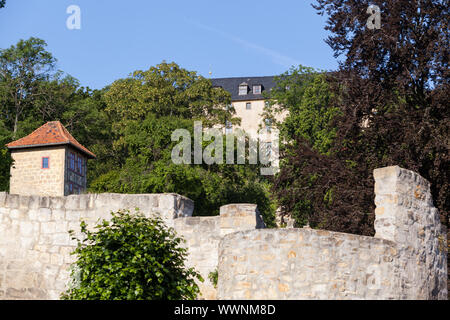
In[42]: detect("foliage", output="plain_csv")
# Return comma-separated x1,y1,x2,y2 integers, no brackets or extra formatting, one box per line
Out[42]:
61,209,202,300
0,40,276,225
104,61,237,128
264,66,340,227
0,1,5,9
0,120,12,190
208,269,218,289
0,38,110,191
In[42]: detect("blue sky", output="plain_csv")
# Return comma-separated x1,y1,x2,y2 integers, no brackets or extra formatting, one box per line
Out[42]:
0,0,338,89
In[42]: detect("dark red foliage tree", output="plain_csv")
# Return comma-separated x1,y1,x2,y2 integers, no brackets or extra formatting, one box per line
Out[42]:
274,0,449,238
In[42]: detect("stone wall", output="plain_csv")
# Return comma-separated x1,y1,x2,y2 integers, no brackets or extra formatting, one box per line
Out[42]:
373,166,447,299
0,193,193,299
0,166,447,300
174,204,265,299
217,166,447,300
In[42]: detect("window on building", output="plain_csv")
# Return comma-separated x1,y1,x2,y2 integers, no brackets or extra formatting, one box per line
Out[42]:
246,102,251,110
42,157,49,169
239,83,248,95
69,153,75,170
69,183,73,193
265,118,272,132
253,85,262,94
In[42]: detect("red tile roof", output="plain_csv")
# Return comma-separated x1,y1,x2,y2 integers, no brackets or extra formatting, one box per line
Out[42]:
6,121,96,158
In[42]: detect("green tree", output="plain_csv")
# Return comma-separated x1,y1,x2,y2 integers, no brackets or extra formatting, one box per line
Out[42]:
104,61,237,128
0,37,56,137
263,66,339,227
62,209,202,300
273,0,448,235
265,65,339,155
91,62,276,226
0,1,5,9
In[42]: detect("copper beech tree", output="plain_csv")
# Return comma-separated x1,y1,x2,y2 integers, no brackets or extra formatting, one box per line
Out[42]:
273,0,449,235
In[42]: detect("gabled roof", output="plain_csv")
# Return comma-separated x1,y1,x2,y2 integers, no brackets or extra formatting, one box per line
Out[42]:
6,121,96,159
211,76,276,101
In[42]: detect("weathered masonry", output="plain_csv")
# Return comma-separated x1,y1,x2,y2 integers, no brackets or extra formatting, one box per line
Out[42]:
0,166,447,299
218,166,447,299
6,121,96,197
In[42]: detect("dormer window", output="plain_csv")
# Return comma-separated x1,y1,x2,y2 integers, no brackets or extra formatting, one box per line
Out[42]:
253,85,262,94
239,82,248,95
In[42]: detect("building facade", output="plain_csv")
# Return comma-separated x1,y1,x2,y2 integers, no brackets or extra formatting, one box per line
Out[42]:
211,76,286,138
6,121,96,197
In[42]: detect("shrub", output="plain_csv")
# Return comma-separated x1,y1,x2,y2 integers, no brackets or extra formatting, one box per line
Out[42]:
61,209,202,300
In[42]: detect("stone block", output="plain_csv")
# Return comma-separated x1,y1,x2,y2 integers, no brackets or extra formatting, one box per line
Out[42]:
49,197,65,210
19,195,30,208
51,209,66,221
19,222,35,237
65,196,80,210
10,209,27,220
50,253,64,266
159,194,176,211
41,222,57,234
37,208,52,222
39,197,50,208
6,194,19,208
52,233,71,246
65,210,80,221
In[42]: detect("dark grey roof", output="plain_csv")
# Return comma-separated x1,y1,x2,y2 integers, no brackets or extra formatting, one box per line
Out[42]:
211,76,276,101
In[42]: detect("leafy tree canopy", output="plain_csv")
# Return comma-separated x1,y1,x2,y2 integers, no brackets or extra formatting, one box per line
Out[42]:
104,61,237,128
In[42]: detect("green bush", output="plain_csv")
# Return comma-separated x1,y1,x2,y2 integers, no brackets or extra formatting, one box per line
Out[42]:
208,269,218,289
61,209,203,300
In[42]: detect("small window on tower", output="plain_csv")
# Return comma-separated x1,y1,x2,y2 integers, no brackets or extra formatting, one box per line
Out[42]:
42,157,49,169
246,102,251,110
